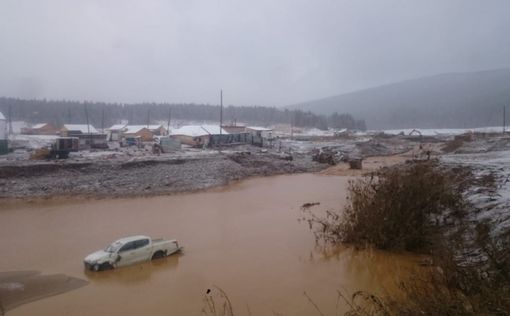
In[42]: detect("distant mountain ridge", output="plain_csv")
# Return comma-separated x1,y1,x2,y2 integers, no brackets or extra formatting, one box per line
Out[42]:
289,69,510,130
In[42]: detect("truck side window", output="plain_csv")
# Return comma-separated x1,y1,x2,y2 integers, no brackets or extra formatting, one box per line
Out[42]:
119,241,135,252
135,239,149,248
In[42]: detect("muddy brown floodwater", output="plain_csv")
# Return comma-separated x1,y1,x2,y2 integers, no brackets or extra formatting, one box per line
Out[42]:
0,174,422,316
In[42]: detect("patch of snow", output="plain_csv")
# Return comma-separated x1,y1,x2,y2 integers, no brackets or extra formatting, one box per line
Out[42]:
246,126,272,131
293,128,335,137
442,150,510,237
0,282,24,291
8,134,59,149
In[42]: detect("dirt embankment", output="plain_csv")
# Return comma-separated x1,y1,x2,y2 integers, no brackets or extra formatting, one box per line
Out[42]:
0,151,326,200
0,135,447,201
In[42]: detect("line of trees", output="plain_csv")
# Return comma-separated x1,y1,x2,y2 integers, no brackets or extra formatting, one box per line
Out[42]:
0,97,366,131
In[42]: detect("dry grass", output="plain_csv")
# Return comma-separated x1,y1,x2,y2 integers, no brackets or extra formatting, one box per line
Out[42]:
201,286,235,316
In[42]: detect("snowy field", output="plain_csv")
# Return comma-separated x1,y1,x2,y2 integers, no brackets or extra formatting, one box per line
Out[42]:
442,150,510,237
382,126,505,136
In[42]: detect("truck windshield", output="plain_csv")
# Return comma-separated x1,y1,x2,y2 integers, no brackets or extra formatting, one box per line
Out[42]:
104,241,123,253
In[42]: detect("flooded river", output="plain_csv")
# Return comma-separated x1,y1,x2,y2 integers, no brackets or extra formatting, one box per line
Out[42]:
0,174,420,315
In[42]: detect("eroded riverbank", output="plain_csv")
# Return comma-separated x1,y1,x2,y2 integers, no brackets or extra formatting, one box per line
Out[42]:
0,174,424,316
0,151,326,200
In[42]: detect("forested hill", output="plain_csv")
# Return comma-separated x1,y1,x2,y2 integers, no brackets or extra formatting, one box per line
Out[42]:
290,69,510,130
0,97,366,130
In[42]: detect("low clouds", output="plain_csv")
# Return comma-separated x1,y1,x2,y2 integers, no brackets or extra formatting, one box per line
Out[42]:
1,0,509,106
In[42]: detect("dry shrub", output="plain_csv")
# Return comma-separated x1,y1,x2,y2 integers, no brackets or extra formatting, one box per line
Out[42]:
442,134,472,153
384,239,510,315
339,238,510,315
29,147,50,160
307,161,466,251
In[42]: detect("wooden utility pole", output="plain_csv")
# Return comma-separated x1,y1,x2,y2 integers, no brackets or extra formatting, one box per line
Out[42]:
220,89,223,136
504,106,507,134
290,111,294,140
7,104,12,135
167,106,172,135
84,103,91,146
84,103,90,134
101,107,105,133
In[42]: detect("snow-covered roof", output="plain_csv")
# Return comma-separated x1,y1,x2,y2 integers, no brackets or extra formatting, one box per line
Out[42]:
107,124,127,131
0,111,5,120
147,124,164,131
62,124,99,134
170,125,229,137
202,125,228,135
246,126,273,131
124,125,150,134
32,123,49,129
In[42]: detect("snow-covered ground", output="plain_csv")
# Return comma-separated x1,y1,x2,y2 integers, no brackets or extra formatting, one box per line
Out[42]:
382,126,505,136
8,134,59,149
442,150,510,237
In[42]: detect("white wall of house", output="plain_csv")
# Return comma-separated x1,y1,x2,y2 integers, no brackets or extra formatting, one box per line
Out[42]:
0,112,6,140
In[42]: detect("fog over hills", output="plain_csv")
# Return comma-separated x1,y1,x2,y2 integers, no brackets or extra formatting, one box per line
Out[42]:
290,69,510,130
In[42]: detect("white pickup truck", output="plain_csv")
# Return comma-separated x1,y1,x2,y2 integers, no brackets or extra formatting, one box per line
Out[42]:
84,235,182,271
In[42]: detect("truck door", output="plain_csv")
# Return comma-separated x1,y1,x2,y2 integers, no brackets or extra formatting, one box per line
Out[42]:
116,241,137,267
133,238,152,262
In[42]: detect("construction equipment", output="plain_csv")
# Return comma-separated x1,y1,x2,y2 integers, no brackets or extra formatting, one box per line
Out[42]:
49,137,79,159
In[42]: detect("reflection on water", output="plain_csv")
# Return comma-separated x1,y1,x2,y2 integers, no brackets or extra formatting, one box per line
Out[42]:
0,174,422,316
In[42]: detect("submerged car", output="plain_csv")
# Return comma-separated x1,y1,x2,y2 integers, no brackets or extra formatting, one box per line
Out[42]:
84,235,182,271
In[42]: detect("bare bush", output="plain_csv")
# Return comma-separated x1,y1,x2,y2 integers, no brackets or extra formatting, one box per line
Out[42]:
201,286,234,316
305,161,466,251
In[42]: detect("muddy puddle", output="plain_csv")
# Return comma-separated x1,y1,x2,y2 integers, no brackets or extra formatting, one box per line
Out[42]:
0,174,423,315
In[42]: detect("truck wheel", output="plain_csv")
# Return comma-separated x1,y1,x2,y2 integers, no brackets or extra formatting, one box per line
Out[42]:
151,251,165,260
92,264,100,272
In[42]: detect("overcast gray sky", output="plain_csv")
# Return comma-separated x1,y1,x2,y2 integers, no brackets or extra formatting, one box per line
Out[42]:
1,0,509,106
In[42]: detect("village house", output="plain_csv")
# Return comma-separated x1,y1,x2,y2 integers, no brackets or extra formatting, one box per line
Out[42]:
60,124,107,149
221,124,246,134
170,125,228,147
146,124,167,136
61,124,99,136
21,123,59,135
246,126,273,138
9,121,29,134
122,125,155,142
105,124,127,141
246,126,274,147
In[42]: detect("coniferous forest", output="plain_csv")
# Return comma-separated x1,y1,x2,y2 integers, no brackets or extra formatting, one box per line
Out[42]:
0,97,366,131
